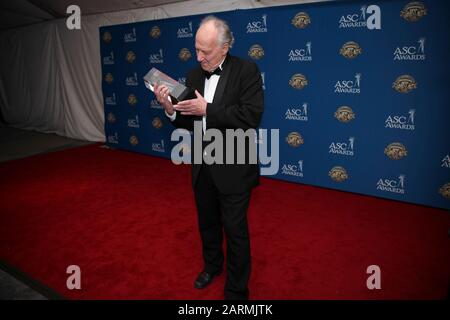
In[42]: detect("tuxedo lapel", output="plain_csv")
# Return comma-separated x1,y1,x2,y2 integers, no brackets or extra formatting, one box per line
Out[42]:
212,56,232,104
189,66,205,96
190,68,205,96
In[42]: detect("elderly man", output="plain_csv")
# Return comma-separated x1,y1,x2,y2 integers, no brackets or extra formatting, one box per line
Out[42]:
154,15,264,300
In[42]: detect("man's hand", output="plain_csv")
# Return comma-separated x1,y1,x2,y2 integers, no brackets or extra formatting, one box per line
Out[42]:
153,83,174,115
174,90,207,116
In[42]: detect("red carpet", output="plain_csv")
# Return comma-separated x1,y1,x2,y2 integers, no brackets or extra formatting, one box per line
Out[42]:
0,144,449,299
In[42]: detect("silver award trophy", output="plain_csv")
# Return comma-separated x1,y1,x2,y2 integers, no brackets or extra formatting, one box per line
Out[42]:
143,67,195,103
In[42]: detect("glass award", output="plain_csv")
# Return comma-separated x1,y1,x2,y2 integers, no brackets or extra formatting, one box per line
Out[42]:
143,67,195,103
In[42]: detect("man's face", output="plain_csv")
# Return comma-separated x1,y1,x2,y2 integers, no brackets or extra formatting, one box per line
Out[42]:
195,22,228,72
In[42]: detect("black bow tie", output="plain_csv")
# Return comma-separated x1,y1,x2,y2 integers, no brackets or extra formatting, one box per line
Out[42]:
204,67,222,79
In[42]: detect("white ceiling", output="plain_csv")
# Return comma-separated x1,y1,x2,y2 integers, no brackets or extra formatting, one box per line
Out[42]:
0,0,186,30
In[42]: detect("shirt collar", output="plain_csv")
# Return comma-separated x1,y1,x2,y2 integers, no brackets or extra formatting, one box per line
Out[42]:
217,56,226,71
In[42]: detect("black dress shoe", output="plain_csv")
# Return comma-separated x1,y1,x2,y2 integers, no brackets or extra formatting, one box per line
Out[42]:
194,270,222,289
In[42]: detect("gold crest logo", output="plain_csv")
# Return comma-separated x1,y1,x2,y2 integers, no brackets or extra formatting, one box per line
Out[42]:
289,73,308,89
152,117,163,129
286,132,304,148
128,94,137,106
340,41,362,59
107,112,116,123
150,26,161,39
126,51,136,63
400,2,427,22
392,75,417,93
291,12,311,29
105,73,113,84
248,44,264,60
334,106,356,123
384,142,408,160
438,182,450,199
103,31,112,43
129,135,139,146
328,166,348,182
178,48,192,62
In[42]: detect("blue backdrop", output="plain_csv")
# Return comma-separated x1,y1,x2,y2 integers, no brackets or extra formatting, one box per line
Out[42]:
100,0,450,210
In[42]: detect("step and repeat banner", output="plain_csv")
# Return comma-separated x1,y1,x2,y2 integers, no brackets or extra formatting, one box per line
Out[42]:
100,0,450,210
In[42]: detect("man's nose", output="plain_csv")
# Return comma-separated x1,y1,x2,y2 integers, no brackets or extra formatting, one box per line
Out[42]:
197,53,204,62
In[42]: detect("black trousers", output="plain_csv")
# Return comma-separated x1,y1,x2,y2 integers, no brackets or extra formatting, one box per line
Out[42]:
194,164,252,300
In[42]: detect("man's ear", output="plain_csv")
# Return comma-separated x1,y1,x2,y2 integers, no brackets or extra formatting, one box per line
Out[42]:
222,42,229,55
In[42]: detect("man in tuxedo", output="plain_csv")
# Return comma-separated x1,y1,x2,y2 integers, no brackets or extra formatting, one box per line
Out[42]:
154,15,264,300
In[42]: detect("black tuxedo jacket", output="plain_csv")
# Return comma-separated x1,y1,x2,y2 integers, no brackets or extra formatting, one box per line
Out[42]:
172,54,264,194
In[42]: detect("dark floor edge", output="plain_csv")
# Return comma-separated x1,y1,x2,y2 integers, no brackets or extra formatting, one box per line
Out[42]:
40,141,97,156
0,260,66,300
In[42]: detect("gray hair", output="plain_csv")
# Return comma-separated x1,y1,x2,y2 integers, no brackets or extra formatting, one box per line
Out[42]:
199,15,235,49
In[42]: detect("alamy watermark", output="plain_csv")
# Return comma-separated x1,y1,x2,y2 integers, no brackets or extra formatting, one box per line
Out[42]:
66,5,81,30
66,265,81,290
366,265,381,290
171,121,279,176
